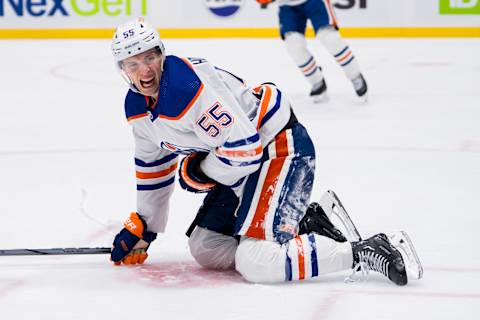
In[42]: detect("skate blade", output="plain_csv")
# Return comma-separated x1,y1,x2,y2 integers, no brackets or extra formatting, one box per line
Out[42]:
357,93,368,103
312,92,329,103
319,190,362,241
388,231,423,280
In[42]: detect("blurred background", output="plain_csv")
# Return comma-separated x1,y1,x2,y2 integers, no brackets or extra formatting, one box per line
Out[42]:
1,0,479,38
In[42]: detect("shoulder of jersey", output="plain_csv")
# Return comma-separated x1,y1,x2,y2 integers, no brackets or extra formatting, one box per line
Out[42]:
157,55,204,120
124,90,149,122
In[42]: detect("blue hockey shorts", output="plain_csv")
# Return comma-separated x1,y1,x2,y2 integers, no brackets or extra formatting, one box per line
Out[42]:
279,0,338,39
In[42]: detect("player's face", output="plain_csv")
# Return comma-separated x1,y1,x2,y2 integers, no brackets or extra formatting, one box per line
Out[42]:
122,48,163,98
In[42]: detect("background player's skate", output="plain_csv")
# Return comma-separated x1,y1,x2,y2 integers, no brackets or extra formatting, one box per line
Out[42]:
310,76,328,103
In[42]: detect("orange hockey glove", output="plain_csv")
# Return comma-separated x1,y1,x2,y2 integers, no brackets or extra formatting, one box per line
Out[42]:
111,212,157,265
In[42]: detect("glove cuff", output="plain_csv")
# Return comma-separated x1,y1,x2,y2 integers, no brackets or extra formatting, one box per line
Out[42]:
124,212,157,242
179,152,216,193
124,212,146,238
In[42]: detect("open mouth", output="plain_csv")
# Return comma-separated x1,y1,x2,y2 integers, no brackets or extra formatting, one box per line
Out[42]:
140,78,155,89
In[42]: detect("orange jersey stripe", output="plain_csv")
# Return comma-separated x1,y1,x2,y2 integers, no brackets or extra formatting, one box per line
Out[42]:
256,86,272,130
127,113,149,122
245,157,286,239
181,58,195,71
216,145,263,158
136,163,178,179
295,236,305,280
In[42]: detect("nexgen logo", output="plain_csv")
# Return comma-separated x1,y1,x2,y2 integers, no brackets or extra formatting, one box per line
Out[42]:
0,0,147,17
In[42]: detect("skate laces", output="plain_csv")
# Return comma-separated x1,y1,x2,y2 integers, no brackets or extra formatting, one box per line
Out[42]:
345,261,369,283
345,251,390,283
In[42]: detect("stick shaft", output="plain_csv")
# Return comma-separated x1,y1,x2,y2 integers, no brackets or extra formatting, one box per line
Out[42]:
0,247,111,256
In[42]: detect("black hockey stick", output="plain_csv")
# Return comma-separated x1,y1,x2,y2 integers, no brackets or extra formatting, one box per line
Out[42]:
0,247,112,256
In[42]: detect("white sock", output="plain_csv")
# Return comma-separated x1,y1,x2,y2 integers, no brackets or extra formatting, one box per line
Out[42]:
284,32,324,86
316,26,361,80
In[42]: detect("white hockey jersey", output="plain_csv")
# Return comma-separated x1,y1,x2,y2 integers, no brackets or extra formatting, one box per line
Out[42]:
124,56,292,233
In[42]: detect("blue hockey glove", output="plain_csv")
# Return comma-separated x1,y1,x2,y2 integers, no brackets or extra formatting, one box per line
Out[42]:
111,212,157,265
178,152,216,193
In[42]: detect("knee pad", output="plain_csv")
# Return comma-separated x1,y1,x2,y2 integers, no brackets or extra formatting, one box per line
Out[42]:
283,32,312,65
189,227,237,270
235,238,286,283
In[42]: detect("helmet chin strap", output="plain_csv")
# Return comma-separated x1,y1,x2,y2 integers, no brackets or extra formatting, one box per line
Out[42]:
119,68,140,93
160,55,165,72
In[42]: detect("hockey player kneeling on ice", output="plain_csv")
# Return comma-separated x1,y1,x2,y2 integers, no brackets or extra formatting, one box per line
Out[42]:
109,18,421,286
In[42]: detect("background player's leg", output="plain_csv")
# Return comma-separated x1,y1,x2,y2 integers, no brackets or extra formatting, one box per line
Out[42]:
316,26,368,98
305,0,368,99
284,32,326,98
279,4,326,99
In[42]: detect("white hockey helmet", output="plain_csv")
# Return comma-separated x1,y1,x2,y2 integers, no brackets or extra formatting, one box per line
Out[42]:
111,17,165,91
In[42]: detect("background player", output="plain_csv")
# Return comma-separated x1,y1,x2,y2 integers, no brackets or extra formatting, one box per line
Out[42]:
257,0,368,101
109,18,416,285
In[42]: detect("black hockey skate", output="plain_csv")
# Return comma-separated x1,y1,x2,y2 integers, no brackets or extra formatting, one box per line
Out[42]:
351,233,408,286
310,76,327,102
351,73,368,101
318,190,361,241
299,202,347,242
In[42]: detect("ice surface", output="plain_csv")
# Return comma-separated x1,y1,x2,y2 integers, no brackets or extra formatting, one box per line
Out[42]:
0,38,479,319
